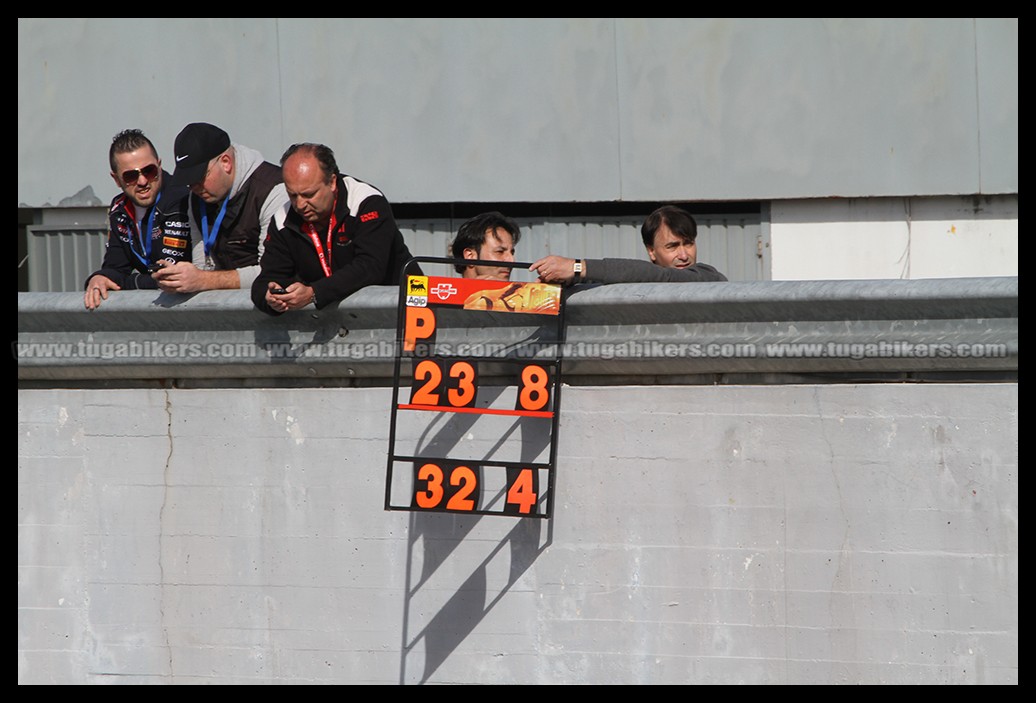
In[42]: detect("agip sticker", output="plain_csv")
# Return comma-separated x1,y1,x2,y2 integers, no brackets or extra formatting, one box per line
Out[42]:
406,276,429,307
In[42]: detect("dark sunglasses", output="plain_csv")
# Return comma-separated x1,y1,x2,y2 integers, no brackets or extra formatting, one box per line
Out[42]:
121,164,160,184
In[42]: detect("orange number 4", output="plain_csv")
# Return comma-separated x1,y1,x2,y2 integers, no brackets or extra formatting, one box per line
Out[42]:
505,468,538,514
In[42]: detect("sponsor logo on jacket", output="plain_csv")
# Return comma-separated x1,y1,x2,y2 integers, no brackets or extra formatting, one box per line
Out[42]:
360,211,379,223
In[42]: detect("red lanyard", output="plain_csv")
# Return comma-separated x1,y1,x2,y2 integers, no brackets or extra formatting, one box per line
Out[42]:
301,194,338,278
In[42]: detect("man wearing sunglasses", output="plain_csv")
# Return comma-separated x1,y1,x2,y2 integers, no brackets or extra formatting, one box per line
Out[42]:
154,122,288,295
83,129,192,310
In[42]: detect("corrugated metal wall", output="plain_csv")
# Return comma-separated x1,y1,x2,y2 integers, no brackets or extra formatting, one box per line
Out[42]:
26,225,108,293
26,213,763,292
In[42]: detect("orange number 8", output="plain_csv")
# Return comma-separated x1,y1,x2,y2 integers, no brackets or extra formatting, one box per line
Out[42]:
518,364,549,411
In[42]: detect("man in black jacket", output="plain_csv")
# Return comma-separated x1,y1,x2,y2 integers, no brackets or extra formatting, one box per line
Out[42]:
251,143,416,314
84,129,192,310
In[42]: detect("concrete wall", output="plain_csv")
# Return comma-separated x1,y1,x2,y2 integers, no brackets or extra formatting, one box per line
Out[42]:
769,195,1018,280
18,277,1018,684
18,382,1017,684
18,18,1017,207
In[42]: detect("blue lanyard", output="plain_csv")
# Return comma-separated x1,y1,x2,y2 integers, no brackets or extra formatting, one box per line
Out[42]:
130,191,161,268
200,196,229,259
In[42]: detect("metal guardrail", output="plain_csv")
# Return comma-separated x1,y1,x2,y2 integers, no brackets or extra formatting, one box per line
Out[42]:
15,277,1018,385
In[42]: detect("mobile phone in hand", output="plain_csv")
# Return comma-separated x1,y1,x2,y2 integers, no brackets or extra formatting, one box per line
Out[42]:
271,286,288,295
148,260,168,273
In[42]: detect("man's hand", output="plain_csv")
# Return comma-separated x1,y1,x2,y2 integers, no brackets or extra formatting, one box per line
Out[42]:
265,282,315,313
152,261,237,293
530,255,579,284
84,275,120,310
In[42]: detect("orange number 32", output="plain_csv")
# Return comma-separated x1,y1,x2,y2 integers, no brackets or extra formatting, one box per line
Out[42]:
414,463,479,512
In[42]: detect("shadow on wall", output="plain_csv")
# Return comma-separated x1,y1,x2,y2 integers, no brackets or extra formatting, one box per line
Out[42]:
398,407,553,684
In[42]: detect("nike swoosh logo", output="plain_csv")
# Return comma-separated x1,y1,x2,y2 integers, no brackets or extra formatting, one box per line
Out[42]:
176,154,189,162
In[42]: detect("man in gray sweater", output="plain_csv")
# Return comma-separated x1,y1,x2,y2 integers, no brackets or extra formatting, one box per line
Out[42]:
530,205,727,285
152,122,289,293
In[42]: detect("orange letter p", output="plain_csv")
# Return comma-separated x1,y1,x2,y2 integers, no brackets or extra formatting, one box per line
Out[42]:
403,307,436,352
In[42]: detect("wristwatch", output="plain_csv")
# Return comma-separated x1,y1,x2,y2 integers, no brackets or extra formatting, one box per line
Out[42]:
573,260,583,276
